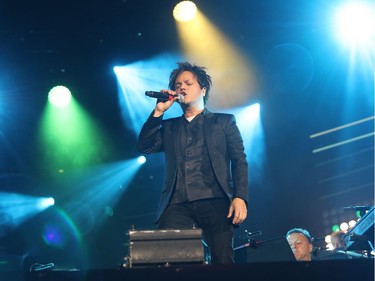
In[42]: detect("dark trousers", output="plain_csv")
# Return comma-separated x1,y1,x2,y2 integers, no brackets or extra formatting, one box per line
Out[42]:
158,198,234,264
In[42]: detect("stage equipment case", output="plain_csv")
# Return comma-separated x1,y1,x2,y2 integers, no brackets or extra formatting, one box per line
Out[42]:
124,228,205,267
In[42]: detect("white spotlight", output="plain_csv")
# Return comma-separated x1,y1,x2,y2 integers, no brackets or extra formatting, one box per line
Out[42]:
340,222,349,232
348,220,357,228
137,155,146,164
173,1,197,22
38,197,55,209
48,86,72,107
333,2,375,46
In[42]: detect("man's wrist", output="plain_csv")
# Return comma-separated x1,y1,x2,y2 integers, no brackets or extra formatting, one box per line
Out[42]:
153,109,164,117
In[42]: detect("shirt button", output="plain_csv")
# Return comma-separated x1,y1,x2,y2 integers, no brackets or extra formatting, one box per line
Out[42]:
186,150,191,155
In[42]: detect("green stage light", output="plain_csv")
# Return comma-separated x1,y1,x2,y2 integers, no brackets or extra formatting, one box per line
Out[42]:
331,224,340,232
38,97,113,174
48,85,72,107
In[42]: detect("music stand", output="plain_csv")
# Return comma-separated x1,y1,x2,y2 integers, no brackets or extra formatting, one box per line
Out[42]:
234,236,296,263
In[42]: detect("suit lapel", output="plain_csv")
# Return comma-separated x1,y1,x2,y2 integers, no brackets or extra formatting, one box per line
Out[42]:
204,110,215,147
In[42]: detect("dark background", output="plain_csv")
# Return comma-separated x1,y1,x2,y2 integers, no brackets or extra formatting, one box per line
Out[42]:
0,0,373,271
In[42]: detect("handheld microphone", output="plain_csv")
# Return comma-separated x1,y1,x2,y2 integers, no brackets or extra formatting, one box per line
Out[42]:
145,91,185,103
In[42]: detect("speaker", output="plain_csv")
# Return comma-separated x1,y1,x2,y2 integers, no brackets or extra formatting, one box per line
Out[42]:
234,236,296,263
124,228,205,267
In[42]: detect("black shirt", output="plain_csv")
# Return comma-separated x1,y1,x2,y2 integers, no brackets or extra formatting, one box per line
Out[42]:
170,111,225,204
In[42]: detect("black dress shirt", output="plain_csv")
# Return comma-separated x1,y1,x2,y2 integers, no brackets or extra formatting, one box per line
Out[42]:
171,112,225,204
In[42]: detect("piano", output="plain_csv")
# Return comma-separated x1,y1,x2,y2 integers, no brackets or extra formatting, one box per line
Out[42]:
343,206,374,252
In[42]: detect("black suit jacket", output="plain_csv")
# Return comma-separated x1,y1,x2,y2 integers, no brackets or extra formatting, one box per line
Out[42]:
136,109,249,223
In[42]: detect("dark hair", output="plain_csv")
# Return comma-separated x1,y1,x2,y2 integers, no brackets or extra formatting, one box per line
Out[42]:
168,62,212,104
286,228,312,244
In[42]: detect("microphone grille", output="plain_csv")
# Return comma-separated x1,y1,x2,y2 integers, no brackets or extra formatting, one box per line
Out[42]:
177,94,185,103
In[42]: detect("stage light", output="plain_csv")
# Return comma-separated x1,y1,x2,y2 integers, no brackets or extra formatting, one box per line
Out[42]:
175,9,256,108
333,2,375,47
340,222,349,231
114,54,183,135
331,224,340,232
137,155,146,164
348,219,357,228
54,157,145,234
38,197,55,209
38,92,114,173
356,210,364,218
173,1,197,22
48,85,72,107
0,192,56,228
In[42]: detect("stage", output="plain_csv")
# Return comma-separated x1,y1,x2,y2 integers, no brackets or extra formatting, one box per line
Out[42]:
1,259,373,281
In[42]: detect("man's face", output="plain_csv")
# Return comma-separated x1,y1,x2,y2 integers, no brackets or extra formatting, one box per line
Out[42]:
175,71,205,105
287,233,313,261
